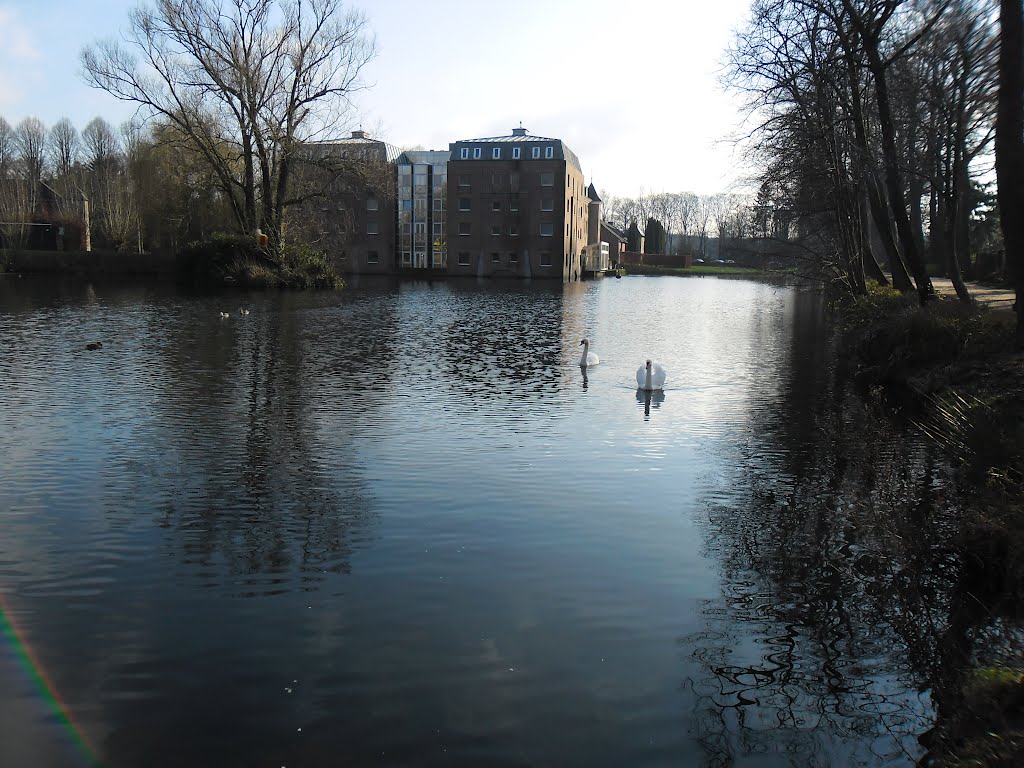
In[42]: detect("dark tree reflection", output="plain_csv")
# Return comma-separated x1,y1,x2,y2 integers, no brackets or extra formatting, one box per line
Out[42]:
135,289,392,588
686,296,1020,765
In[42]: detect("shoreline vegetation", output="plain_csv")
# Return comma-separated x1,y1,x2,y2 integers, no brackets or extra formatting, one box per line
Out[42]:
833,283,1023,766
178,234,343,290
622,263,770,277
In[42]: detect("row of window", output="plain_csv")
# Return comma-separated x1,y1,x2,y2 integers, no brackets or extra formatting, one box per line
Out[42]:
455,251,554,266
401,199,445,212
456,222,556,237
397,164,446,175
457,172,553,188
457,198,556,212
459,145,555,161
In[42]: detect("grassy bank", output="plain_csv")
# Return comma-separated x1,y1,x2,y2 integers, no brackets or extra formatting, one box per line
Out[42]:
834,284,1024,765
624,263,765,276
179,234,343,289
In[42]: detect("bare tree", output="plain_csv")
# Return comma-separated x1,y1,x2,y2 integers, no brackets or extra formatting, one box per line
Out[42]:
81,117,120,174
81,0,376,259
48,118,81,179
15,117,47,187
0,117,12,174
48,118,84,223
997,0,1024,346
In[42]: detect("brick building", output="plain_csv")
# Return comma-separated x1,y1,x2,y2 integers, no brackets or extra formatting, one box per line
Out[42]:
446,127,589,280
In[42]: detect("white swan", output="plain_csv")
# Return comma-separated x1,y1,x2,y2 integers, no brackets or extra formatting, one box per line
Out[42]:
219,311,230,319
579,338,600,367
636,359,667,391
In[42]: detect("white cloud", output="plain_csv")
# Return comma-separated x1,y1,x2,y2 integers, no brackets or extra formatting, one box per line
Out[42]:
0,5,42,114
0,6,41,62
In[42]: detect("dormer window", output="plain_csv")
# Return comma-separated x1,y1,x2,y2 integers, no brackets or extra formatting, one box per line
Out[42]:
492,147,501,159
545,146,554,159
512,147,521,159
460,147,469,159
532,147,540,159
473,147,481,159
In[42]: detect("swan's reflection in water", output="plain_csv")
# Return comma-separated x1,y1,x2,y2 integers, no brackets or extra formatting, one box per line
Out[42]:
636,387,665,419
580,365,588,390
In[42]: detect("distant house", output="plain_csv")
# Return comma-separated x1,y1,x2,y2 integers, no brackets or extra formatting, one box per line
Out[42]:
626,221,645,254
600,221,627,265
0,180,76,251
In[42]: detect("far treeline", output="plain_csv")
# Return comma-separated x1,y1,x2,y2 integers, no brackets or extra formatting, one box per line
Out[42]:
0,0,386,287
603,0,1022,344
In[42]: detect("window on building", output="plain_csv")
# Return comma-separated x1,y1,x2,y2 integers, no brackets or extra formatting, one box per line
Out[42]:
402,251,412,265
532,146,540,159
367,221,378,235
433,198,442,211
491,172,503,186
541,198,554,211
512,147,521,159
509,252,518,263
459,198,471,211
458,174,470,188
402,199,412,211
545,146,554,159
492,201,501,211
540,251,552,266
492,147,501,159
540,172,554,186
510,224,519,237
473,147,481,159
414,222,426,234
458,222,471,236
540,222,554,237
458,251,471,265
367,250,379,263
510,197,519,212
491,225,501,236
491,252,500,263
433,222,442,235
460,147,469,159
367,197,378,211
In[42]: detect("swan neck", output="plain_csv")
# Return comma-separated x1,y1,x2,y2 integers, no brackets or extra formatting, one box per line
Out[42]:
644,364,652,390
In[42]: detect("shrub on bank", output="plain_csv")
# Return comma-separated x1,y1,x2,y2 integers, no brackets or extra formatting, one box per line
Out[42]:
833,282,1012,389
178,233,342,289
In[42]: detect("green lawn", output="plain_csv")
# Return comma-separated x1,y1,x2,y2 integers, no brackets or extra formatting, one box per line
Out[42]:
624,264,765,276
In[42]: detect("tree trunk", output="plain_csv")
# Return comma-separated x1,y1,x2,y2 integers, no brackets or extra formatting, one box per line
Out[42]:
866,169,913,290
997,0,1024,347
862,186,890,286
871,59,934,304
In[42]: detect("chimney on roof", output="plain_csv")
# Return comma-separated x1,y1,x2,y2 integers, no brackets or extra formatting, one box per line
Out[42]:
351,129,367,139
511,126,527,136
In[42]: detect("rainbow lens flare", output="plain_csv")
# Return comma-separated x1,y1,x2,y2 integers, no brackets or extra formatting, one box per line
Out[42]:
0,591,102,767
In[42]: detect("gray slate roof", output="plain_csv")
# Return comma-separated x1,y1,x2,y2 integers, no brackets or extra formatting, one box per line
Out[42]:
450,131,582,173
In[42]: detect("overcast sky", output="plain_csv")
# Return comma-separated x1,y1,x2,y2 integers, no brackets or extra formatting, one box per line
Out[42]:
0,0,754,197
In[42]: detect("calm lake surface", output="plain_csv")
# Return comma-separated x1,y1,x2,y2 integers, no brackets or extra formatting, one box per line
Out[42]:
0,274,935,767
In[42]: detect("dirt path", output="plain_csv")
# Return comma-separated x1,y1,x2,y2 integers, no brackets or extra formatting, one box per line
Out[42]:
930,278,1017,314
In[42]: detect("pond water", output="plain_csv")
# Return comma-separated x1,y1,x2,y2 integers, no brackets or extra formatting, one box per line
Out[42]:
0,274,936,767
